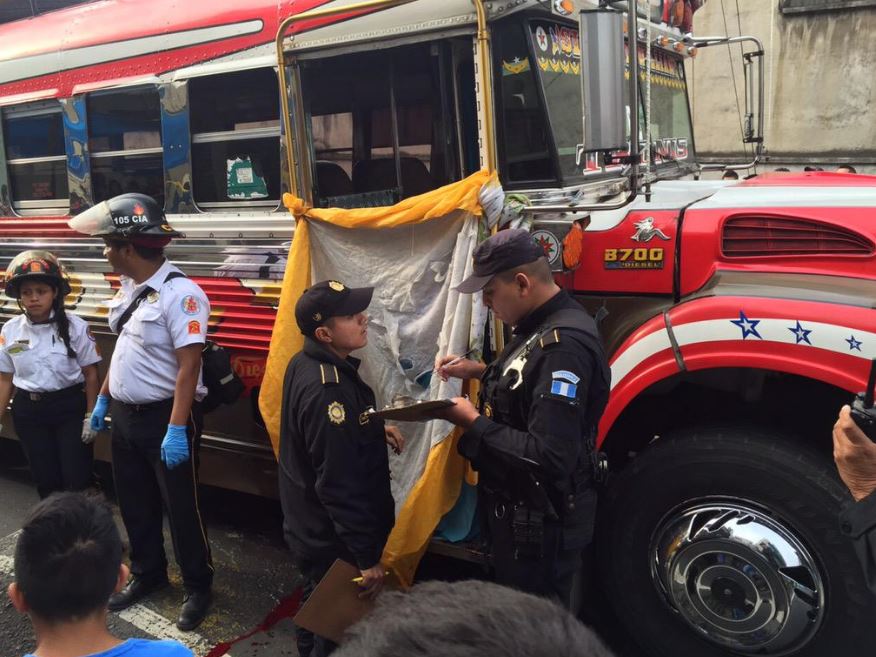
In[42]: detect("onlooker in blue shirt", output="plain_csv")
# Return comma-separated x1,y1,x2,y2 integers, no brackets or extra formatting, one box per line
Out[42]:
8,492,192,657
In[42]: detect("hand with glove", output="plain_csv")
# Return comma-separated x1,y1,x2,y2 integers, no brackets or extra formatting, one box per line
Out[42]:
161,424,190,469
81,415,97,445
90,394,110,431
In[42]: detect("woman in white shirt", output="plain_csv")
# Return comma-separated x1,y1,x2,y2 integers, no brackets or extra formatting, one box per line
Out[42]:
0,251,101,498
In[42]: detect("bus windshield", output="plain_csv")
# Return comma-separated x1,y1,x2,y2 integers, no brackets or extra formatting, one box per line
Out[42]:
525,20,695,180
638,47,695,164
527,20,584,183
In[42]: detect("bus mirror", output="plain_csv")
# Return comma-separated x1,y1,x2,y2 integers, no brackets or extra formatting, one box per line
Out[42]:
742,48,764,145
579,10,626,153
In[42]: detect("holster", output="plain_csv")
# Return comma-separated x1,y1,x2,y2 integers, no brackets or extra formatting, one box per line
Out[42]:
512,505,545,560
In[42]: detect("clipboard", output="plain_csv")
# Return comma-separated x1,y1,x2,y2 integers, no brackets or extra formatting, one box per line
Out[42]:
293,559,397,644
366,398,456,422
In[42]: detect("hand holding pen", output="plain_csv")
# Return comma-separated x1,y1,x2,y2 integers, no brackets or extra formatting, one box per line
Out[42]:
434,348,486,382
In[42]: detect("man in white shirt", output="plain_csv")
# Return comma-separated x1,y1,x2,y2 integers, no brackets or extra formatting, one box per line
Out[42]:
69,193,213,631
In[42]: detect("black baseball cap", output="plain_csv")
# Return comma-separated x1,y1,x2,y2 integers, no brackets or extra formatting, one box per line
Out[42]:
455,229,545,293
295,280,374,336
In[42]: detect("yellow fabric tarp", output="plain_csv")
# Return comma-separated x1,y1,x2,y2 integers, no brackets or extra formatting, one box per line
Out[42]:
258,169,494,586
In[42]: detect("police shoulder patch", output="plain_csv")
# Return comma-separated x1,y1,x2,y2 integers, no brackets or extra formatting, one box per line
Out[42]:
551,370,580,384
328,401,346,425
550,370,579,399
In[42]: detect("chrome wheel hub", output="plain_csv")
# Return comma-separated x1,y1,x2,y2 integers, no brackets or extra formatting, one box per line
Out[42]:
651,501,824,654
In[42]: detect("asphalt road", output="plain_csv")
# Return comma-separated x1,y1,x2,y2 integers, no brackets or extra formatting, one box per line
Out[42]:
0,438,301,657
0,438,646,657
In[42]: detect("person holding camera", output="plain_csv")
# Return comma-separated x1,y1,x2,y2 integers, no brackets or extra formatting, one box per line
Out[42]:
833,404,876,595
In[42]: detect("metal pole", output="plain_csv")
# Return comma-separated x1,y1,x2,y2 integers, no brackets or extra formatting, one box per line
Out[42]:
627,5,640,198
473,0,498,173
389,60,403,199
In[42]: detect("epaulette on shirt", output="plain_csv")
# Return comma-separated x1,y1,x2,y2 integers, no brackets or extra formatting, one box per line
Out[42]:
539,329,561,349
319,364,340,385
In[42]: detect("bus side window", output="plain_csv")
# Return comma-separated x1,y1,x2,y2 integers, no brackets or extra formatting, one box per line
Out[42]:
2,101,69,216
189,68,281,211
88,87,164,206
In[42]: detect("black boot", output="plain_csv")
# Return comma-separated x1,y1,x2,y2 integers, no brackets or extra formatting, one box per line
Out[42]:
108,575,169,612
177,589,212,631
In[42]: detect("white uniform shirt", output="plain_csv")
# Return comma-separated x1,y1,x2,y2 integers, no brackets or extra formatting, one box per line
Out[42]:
0,312,101,393
107,259,209,405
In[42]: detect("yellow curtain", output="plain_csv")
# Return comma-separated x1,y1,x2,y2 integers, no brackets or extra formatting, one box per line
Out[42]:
257,170,494,585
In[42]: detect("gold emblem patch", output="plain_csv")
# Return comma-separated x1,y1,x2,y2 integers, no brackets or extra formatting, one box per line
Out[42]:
329,281,345,292
313,312,322,321
328,401,346,425
483,402,493,418
147,291,160,303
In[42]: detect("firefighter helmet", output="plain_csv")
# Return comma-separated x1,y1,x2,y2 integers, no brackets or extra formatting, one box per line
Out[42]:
5,250,72,299
67,193,183,240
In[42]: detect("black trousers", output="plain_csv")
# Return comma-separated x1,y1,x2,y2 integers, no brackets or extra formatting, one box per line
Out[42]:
12,386,92,499
294,556,340,657
111,398,213,592
484,493,584,609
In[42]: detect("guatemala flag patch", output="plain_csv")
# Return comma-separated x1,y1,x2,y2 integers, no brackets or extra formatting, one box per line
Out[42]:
551,370,580,398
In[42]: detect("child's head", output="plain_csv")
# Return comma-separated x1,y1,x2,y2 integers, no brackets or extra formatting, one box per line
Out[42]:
9,492,127,623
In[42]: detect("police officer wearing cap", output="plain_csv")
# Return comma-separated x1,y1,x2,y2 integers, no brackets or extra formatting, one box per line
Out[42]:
0,250,101,498
280,280,399,657
433,229,610,608
68,193,213,631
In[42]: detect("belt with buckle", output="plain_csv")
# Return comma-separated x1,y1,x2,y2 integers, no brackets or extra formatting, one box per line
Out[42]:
120,398,174,413
25,384,84,403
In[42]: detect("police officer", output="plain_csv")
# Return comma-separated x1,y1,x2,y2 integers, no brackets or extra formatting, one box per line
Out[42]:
68,193,213,631
433,229,610,609
0,250,101,498
280,280,399,657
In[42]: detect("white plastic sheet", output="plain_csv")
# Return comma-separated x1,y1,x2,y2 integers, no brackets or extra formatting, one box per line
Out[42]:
308,211,483,508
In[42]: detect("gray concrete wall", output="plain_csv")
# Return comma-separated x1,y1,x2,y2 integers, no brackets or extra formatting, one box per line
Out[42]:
687,0,876,170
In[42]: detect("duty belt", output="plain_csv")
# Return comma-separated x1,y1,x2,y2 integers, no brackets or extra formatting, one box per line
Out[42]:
23,384,83,402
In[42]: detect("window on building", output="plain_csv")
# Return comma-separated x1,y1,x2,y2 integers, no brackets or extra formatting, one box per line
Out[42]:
88,87,164,206
2,101,69,215
189,68,281,209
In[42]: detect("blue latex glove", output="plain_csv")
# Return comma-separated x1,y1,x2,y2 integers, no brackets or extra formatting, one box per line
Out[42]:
160,424,190,469
90,394,110,432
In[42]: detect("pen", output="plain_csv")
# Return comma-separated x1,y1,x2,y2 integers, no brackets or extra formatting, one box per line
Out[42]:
351,571,390,583
438,348,476,371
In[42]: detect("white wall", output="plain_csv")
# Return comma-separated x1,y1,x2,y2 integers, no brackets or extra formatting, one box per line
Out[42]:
687,0,876,172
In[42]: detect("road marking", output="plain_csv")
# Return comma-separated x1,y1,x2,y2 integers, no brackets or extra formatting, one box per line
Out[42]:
118,605,212,655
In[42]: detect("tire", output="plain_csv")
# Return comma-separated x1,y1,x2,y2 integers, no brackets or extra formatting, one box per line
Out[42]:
600,427,876,657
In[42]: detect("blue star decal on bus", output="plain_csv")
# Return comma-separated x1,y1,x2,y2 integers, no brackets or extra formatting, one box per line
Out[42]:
731,311,762,340
788,321,812,345
847,335,863,351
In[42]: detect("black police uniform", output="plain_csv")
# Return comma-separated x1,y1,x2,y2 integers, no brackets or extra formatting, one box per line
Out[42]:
458,289,610,607
280,336,394,657
841,491,876,596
